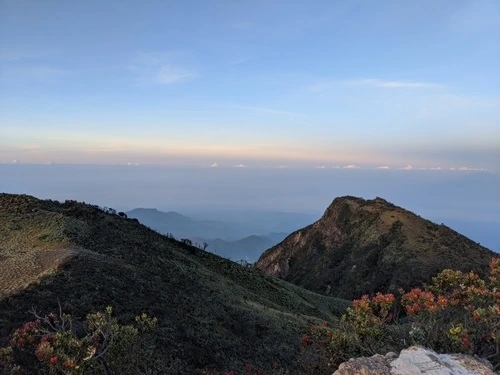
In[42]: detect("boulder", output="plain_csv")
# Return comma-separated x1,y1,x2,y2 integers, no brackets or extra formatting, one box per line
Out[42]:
333,346,495,375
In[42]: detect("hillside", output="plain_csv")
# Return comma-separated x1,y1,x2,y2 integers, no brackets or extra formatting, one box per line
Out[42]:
256,196,495,299
0,193,349,373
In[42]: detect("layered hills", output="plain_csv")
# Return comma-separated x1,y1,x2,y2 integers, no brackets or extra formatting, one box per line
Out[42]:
126,207,310,261
0,193,348,373
256,196,495,299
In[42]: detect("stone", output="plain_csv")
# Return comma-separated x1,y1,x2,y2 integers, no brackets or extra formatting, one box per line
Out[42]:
332,346,496,375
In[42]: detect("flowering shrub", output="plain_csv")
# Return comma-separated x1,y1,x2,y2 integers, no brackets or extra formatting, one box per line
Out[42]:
299,258,500,372
0,306,158,374
401,259,500,367
297,294,397,372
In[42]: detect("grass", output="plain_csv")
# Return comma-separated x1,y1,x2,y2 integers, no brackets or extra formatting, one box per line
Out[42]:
0,193,350,373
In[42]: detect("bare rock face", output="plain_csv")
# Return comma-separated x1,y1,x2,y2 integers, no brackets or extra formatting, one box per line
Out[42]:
333,346,495,375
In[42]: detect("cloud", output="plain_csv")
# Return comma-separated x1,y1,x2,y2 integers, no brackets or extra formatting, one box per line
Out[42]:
126,162,141,166
278,165,288,168
210,162,219,168
156,65,196,85
376,166,390,169
343,164,359,169
402,165,413,170
233,163,246,168
309,78,442,91
315,165,326,169
231,105,295,116
344,79,441,89
458,166,486,171
129,52,196,85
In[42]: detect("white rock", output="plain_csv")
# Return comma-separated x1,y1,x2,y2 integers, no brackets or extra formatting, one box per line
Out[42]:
333,346,495,375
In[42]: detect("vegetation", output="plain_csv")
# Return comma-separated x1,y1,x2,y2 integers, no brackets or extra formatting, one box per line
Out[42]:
298,257,500,373
257,196,494,299
1,306,159,374
0,193,349,373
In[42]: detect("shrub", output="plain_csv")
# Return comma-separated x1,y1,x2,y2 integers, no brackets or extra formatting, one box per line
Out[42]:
298,257,500,372
1,306,159,374
402,258,500,368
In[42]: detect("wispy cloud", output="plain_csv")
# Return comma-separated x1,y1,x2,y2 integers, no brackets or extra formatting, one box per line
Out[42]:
210,162,219,168
233,163,246,168
129,52,196,85
230,105,295,116
458,166,486,171
230,105,312,126
309,78,442,91
343,164,359,169
376,166,390,169
343,79,442,89
156,65,196,84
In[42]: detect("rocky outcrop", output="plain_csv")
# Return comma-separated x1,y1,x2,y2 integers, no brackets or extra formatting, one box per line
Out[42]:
333,346,496,375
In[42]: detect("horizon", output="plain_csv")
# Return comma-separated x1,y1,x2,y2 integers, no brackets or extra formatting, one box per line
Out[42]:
1,164,499,250
1,0,499,171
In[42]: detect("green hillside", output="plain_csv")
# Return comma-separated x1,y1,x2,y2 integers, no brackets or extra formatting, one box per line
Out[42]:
0,193,348,373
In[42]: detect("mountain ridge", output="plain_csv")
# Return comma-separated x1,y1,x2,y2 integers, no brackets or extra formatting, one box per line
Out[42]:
256,196,495,299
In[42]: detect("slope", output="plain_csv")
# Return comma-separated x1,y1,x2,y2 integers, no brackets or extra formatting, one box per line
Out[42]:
256,196,495,300
0,193,348,373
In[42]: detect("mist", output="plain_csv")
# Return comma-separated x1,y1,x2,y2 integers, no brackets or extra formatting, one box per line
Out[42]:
1,164,498,251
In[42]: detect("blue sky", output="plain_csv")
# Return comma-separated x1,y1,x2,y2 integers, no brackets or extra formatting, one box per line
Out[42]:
1,0,499,171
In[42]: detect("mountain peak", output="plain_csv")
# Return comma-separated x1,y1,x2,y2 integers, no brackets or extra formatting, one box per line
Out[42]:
256,196,494,299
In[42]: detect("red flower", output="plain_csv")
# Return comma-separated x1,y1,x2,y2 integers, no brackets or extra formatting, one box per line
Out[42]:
50,356,58,365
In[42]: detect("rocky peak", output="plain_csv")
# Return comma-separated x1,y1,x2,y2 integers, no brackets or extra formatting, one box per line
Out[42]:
256,196,494,299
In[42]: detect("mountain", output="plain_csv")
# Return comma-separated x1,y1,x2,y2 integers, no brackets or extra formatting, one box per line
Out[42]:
0,194,348,373
192,232,288,262
256,196,495,300
126,208,237,239
127,208,318,240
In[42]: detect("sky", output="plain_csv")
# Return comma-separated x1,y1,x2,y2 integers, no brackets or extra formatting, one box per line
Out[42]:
0,0,499,171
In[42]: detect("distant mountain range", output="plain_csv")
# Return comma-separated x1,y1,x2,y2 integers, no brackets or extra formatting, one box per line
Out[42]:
191,232,288,262
256,196,495,299
126,207,316,261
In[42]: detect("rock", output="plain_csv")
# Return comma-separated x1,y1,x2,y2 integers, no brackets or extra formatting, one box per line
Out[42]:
385,352,398,360
335,354,390,375
333,346,495,375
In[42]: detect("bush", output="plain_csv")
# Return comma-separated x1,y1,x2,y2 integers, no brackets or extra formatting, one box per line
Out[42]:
402,258,500,368
1,306,159,374
298,257,500,372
